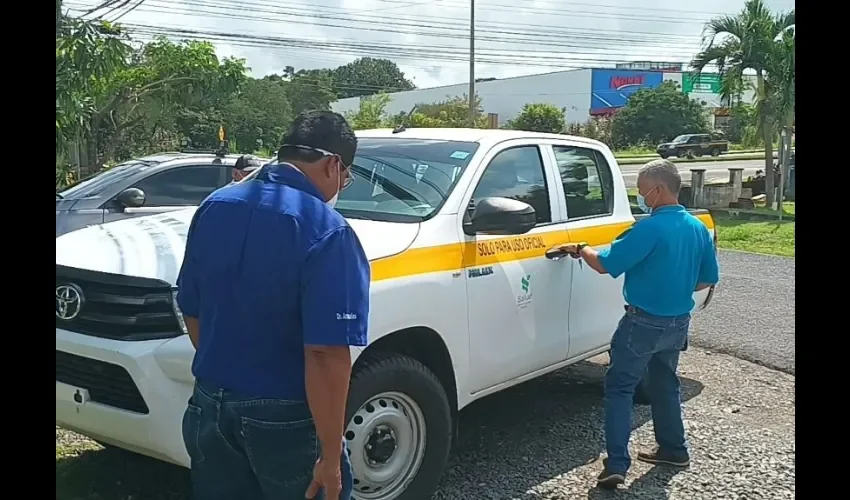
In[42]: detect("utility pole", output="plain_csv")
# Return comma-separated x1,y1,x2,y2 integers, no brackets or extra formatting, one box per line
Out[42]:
468,0,476,127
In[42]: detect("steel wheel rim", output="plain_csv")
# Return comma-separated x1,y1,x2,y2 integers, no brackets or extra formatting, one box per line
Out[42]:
346,391,426,500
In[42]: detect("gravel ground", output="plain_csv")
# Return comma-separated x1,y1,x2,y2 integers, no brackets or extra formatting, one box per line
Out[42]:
690,250,796,374
57,348,795,500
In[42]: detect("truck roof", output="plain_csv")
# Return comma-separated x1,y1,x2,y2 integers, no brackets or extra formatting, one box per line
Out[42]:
355,128,609,151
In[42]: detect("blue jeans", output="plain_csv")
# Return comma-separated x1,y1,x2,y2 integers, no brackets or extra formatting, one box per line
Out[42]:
182,381,354,500
605,308,690,475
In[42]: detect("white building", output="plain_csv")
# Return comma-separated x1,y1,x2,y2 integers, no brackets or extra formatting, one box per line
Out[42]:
332,67,758,128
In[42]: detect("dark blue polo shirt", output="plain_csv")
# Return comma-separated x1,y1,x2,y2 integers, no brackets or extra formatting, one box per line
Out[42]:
597,205,719,317
176,162,370,400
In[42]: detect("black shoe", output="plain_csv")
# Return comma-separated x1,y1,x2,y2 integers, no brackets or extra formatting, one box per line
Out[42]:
597,458,626,489
636,447,690,467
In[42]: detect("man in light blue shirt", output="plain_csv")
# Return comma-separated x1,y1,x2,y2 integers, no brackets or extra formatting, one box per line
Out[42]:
558,159,719,489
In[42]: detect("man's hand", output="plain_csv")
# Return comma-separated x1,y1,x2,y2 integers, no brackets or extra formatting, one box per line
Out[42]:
305,457,342,500
557,243,582,258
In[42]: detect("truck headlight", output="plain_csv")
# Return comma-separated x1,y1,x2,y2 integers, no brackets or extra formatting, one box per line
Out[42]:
171,289,188,334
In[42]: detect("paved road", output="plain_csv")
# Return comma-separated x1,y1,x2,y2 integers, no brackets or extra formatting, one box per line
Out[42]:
620,159,764,188
57,349,796,500
690,250,795,374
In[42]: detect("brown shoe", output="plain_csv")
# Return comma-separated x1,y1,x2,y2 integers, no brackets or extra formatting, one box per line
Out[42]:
596,458,625,489
636,447,690,467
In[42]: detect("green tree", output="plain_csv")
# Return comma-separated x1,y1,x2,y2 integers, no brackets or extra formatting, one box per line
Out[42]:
56,17,131,159
332,57,415,98
276,66,336,115
223,77,293,153
610,81,709,149
345,93,392,130
110,38,247,159
504,103,566,133
416,94,488,128
691,0,795,206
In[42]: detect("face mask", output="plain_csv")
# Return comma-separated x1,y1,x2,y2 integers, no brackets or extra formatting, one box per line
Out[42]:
636,187,658,214
636,194,652,214
326,161,341,208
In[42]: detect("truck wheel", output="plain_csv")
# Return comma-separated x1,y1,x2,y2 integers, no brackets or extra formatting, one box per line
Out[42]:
659,153,669,159
346,352,452,500
710,148,720,157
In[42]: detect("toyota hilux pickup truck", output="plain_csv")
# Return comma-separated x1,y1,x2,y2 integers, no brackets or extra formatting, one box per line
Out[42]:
56,128,716,500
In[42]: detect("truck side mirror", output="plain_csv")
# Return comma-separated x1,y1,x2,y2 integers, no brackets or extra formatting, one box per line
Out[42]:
463,197,536,236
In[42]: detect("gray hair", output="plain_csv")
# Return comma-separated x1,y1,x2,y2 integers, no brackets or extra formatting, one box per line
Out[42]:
637,159,682,194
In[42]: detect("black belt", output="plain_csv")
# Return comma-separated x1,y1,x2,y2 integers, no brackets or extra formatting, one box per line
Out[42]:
624,304,647,315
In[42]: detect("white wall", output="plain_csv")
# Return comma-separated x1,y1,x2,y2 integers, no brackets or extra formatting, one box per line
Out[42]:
333,70,760,127
333,69,593,126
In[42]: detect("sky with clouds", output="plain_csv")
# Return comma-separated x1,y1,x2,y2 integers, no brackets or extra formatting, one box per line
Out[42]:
65,0,795,90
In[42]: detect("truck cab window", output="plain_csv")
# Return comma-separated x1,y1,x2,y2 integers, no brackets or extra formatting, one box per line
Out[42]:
471,146,551,224
554,146,615,219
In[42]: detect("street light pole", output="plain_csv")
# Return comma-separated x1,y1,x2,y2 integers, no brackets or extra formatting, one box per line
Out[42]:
468,0,476,127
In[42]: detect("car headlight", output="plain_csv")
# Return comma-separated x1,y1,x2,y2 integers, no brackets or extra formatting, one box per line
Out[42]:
171,289,189,334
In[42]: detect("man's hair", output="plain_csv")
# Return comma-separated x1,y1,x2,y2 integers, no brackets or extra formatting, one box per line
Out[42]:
278,111,357,167
637,159,682,194
234,155,263,172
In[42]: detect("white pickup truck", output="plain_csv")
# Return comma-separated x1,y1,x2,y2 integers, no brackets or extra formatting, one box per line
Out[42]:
55,129,716,500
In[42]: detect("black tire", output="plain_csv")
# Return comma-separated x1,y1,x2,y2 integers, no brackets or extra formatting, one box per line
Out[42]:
710,147,720,157
346,352,452,500
659,153,669,159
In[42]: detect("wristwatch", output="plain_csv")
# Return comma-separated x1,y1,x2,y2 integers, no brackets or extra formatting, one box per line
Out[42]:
575,243,587,252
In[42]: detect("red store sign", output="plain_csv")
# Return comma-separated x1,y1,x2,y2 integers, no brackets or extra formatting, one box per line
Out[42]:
610,75,645,89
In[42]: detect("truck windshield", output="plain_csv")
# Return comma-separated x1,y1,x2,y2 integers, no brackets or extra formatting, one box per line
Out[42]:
337,138,479,223
672,135,690,143
58,160,161,199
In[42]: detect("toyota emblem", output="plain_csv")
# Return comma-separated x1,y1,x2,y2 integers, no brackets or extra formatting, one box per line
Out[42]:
56,283,85,320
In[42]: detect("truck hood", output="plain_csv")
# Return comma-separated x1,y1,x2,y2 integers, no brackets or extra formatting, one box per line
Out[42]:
55,208,419,286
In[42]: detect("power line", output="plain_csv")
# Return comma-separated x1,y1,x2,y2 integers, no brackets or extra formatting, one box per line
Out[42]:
65,0,704,54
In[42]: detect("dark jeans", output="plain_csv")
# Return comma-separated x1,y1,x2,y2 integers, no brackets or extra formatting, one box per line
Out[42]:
182,381,353,500
605,307,691,475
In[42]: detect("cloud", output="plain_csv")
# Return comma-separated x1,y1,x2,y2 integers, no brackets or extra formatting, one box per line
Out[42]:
69,0,796,89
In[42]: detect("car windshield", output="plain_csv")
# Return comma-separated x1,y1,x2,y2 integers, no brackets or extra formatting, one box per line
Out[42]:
337,138,479,222
58,159,162,199
672,135,690,143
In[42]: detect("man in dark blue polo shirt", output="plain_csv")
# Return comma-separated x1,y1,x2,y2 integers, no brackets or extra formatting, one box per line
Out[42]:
558,159,719,489
176,111,369,500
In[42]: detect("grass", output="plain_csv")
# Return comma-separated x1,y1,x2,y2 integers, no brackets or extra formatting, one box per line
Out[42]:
625,189,795,257
751,201,795,216
714,217,795,257
57,428,188,500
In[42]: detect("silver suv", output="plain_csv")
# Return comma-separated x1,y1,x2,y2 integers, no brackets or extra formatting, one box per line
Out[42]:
56,153,268,237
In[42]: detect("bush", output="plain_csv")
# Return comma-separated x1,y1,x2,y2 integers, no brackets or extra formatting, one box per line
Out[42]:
503,103,566,134
610,81,709,149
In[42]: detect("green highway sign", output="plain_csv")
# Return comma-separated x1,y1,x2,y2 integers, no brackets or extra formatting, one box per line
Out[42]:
683,73,721,94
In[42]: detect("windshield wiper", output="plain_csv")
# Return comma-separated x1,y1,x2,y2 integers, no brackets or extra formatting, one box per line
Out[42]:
56,193,64,199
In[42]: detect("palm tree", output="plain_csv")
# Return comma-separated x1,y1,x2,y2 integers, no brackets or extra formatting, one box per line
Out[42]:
691,0,795,207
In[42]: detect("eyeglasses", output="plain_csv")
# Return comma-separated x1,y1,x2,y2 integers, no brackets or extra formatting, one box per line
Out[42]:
280,144,354,190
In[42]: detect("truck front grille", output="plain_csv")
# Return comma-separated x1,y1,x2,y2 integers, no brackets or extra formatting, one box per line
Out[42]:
56,265,182,341
56,351,149,414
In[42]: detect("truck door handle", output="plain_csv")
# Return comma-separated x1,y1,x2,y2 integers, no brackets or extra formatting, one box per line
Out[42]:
545,247,571,261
